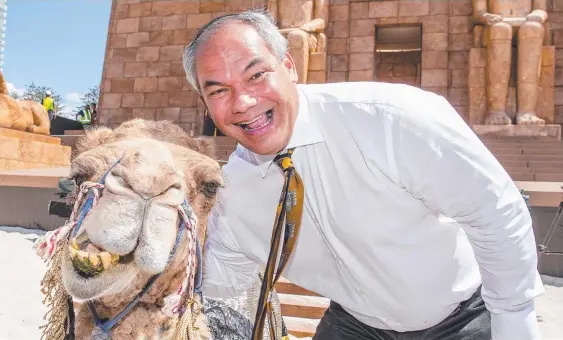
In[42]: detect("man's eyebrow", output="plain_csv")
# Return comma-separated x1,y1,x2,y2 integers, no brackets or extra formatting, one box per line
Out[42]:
202,59,265,89
202,80,224,89
244,58,264,73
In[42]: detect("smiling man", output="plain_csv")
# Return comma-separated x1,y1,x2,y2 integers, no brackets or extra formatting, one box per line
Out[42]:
182,9,544,340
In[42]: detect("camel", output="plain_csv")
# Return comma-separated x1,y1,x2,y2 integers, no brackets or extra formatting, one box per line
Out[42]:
0,71,51,135
34,119,286,340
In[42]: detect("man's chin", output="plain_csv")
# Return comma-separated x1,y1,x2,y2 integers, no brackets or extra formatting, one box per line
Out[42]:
239,135,288,156
222,124,290,155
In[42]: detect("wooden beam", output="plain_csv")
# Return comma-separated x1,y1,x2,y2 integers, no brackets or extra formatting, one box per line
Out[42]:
515,181,563,207
0,166,70,188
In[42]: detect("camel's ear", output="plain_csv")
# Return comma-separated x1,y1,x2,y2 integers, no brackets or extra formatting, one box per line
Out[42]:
192,136,216,158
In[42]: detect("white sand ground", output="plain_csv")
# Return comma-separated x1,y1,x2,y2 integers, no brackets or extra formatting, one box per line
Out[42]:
0,226,562,340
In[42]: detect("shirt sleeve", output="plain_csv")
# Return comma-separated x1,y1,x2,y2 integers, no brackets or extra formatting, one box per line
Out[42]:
369,94,544,340
202,185,261,298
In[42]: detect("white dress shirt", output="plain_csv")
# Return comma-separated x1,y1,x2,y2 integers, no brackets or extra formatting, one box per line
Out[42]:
203,81,545,339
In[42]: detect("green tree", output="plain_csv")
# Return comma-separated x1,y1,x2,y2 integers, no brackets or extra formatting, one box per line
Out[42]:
79,85,100,108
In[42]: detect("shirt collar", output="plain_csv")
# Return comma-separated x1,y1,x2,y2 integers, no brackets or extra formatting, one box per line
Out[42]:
247,85,324,178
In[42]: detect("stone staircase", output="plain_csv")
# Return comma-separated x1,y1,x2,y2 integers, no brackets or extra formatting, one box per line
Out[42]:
481,136,563,182
0,127,71,171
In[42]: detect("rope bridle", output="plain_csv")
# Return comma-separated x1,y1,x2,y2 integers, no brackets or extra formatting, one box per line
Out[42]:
35,157,203,340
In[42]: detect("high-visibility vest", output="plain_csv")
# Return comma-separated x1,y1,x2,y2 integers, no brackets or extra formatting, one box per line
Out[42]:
42,97,55,112
79,109,91,124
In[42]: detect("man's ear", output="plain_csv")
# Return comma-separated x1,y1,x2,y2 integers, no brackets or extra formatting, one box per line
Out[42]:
282,52,298,83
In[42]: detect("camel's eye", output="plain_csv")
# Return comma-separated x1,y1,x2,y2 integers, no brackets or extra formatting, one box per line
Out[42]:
202,181,219,198
71,176,86,188
69,171,91,190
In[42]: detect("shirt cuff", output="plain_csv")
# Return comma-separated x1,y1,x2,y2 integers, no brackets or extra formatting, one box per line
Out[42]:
491,305,541,340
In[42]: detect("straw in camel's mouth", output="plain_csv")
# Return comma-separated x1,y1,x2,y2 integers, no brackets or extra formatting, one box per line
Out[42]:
68,236,134,278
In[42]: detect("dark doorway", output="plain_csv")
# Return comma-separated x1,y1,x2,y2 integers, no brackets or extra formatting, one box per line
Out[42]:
374,25,422,87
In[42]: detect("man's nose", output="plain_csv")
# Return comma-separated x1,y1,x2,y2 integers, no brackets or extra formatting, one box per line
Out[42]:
232,91,257,114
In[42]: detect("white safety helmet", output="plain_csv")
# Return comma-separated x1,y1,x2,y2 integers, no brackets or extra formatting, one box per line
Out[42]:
45,90,52,96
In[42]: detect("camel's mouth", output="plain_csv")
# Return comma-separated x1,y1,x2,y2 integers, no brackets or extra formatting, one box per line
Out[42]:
68,235,135,278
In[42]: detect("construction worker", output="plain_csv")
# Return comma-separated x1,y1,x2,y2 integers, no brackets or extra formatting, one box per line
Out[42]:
76,104,92,127
42,90,56,120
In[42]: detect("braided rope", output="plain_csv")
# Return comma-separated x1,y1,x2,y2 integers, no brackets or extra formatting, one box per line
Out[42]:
34,181,105,340
69,182,104,221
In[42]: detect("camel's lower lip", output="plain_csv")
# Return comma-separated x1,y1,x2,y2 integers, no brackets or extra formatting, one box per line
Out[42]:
69,238,134,278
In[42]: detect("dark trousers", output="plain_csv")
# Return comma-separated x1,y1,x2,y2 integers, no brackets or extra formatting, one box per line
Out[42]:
313,287,491,340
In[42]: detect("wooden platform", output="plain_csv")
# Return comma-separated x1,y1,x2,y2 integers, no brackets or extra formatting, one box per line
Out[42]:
0,166,70,188
275,278,327,337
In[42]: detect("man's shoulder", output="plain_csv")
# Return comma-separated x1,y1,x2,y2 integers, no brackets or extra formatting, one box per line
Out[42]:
297,81,453,129
297,81,435,107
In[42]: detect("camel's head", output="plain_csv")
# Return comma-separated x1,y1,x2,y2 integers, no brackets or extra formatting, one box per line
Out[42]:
60,119,223,302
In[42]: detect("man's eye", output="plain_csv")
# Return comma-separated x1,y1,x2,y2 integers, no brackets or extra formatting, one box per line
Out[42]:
202,181,220,198
209,89,226,97
250,72,264,81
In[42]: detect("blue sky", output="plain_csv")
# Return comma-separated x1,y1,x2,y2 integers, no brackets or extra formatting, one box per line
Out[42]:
4,0,111,115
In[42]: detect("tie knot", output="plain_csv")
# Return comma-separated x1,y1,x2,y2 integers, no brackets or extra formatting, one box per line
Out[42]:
273,148,295,171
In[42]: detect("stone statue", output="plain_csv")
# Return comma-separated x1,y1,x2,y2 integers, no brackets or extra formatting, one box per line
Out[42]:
0,71,50,135
472,0,547,125
267,0,328,84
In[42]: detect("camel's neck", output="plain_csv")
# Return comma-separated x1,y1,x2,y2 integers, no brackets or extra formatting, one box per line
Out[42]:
73,301,178,339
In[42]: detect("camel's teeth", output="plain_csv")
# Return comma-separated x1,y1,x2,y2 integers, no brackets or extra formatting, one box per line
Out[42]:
69,246,78,259
111,253,120,265
77,250,89,262
89,254,100,267
99,252,112,270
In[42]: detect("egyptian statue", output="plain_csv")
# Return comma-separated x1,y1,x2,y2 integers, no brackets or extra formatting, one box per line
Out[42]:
267,0,328,84
472,0,548,125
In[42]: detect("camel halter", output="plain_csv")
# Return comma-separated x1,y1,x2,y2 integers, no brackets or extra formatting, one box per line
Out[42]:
35,157,203,340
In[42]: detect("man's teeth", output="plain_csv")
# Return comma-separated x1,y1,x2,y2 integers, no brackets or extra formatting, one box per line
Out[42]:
239,110,273,131
240,115,262,126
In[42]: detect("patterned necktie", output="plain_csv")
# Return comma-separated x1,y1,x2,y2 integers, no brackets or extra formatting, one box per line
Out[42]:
251,148,305,340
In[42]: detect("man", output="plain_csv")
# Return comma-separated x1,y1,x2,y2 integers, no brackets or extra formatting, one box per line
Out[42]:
42,90,56,120
76,104,92,127
183,9,544,340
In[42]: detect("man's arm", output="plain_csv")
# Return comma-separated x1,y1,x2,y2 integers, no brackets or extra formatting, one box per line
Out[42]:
203,188,260,298
368,94,544,339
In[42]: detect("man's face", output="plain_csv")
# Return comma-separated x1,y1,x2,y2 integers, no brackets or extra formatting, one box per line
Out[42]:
195,23,299,155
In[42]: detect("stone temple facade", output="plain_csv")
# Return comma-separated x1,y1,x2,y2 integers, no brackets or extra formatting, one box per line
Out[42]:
98,0,563,138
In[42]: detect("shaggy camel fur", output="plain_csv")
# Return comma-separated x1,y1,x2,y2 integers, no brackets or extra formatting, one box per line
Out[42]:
40,119,285,340
0,71,50,135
